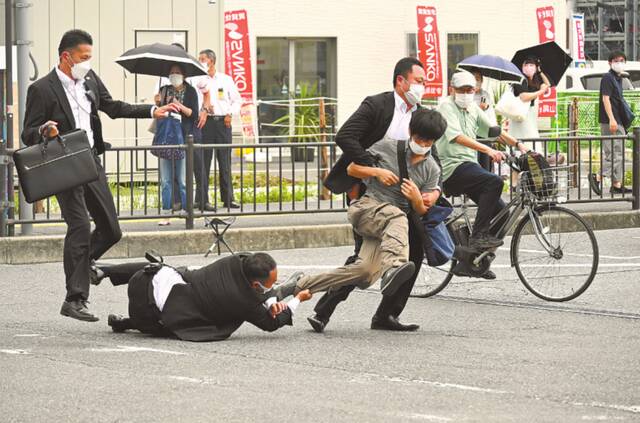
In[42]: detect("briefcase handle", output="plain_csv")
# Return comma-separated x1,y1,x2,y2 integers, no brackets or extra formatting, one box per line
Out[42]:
40,134,70,158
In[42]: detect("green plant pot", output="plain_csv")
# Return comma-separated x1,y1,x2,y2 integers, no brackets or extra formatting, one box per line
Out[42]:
291,146,315,162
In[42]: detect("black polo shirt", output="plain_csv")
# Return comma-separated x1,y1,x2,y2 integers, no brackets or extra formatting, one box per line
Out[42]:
599,69,626,124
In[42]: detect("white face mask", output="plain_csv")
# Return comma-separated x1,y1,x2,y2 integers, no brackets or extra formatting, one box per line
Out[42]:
611,62,625,74
199,61,209,70
409,140,431,155
253,281,270,294
405,83,425,106
70,59,91,80
454,92,475,109
169,73,184,87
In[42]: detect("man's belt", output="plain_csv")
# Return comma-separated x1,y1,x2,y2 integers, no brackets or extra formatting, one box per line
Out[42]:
207,115,226,121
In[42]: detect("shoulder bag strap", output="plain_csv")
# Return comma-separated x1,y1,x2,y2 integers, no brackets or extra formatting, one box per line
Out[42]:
396,139,409,181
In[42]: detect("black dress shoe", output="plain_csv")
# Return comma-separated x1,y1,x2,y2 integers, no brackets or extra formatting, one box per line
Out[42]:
380,262,415,296
194,202,217,212
60,300,99,322
89,261,105,286
371,315,419,332
588,173,602,196
610,186,632,194
108,314,131,333
307,315,328,333
481,270,497,280
223,201,240,209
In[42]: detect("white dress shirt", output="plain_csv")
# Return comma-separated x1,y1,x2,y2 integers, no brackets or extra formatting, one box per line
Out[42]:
385,91,417,140
55,66,94,147
152,266,186,312
197,71,242,116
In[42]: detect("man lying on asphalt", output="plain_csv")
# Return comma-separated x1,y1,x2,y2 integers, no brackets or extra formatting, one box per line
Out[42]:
92,252,311,341
277,109,447,331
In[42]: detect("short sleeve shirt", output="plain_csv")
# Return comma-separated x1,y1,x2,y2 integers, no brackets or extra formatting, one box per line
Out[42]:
435,97,492,181
364,136,440,212
599,69,626,124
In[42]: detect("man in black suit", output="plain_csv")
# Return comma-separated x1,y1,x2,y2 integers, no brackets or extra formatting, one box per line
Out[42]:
98,253,312,341
311,57,436,333
21,29,177,322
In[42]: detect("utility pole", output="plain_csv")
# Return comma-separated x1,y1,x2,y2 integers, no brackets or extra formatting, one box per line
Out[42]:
15,0,32,234
2,0,15,236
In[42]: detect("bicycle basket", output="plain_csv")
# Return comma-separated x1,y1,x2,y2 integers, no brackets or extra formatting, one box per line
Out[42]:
520,165,574,201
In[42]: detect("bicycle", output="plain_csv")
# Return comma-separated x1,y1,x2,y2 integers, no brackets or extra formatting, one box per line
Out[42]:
411,156,599,302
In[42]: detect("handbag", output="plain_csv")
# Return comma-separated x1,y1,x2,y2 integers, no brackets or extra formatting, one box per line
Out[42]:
13,129,99,203
495,88,529,123
151,117,185,160
396,140,455,267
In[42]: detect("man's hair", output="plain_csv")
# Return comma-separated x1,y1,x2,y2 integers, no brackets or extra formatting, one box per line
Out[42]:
171,42,185,51
393,57,424,87
199,49,216,64
409,109,447,141
242,253,276,283
608,50,627,62
58,29,93,56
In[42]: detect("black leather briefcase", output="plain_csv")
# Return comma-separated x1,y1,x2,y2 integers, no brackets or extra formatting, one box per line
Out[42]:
13,129,99,203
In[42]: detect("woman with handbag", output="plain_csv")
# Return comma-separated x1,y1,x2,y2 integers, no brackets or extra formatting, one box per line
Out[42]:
153,64,199,225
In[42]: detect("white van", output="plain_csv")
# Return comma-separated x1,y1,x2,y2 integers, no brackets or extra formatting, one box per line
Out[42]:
558,60,640,91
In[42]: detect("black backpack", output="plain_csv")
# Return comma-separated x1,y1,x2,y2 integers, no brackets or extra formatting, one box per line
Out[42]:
517,152,557,199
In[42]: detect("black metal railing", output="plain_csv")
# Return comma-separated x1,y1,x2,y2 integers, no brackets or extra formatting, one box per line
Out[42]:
1,128,639,236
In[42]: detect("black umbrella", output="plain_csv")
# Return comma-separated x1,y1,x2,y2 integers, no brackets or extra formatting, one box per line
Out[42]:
511,41,573,86
115,43,207,78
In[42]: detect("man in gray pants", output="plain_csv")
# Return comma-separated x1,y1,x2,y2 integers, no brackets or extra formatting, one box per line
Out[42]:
590,50,635,195
282,109,446,315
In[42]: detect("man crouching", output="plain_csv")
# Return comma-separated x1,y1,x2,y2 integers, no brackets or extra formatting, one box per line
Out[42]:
280,109,447,323
95,252,312,341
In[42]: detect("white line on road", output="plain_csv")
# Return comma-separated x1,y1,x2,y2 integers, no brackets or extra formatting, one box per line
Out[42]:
89,345,186,355
0,349,30,355
167,376,214,384
355,372,509,395
14,334,42,337
499,247,640,260
570,401,640,414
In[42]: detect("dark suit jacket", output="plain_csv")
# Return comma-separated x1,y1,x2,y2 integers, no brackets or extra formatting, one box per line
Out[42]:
22,68,154,155
157,254,292,342
324,91,438,194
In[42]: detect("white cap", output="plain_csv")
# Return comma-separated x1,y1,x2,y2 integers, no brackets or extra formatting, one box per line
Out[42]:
451,71,476,88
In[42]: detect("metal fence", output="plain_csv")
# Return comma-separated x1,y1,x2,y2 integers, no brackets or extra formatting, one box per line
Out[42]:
1,128,639,236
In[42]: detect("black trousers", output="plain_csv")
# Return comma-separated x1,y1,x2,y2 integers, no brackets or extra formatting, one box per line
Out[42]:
55,157,122,302
443,162,505,235
102,262,149,286
477,152,492,171
194,117,234,206
313,218,424,321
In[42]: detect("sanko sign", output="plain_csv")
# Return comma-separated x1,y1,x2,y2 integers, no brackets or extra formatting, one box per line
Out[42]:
224,9,253,101
416,5,443,98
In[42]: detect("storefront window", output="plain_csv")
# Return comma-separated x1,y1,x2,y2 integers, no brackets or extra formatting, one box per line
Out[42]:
256,37,336,141
406,32,479,83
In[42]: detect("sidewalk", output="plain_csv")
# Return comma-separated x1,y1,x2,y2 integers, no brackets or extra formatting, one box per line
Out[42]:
1,200,638,264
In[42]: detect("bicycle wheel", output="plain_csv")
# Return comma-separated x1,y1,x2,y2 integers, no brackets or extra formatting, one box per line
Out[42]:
410,259,455,298
511,205,599,302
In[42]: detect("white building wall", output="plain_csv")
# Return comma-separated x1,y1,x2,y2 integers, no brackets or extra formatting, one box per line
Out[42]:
27,0,567,145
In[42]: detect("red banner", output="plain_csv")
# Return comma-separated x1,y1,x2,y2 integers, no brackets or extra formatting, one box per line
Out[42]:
536,6,557,117
224,9,256,138
416,6,443,98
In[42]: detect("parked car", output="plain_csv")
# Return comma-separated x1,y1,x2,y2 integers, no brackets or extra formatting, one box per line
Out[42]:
558,60,640,91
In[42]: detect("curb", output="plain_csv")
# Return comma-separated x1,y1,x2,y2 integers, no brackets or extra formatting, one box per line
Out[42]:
0,210,638,265
0,224,355,265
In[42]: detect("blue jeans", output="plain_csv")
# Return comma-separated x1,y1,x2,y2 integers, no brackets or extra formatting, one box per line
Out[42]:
159,158,186,211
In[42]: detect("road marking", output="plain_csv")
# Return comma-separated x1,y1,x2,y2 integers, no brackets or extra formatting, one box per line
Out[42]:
571,401,640,414
355,372,509,395
14,334,42,337
395,412,453,422
0,349,30,355
438,296,640,320
90,345,186,355
167,376,214,384
500,247,640,260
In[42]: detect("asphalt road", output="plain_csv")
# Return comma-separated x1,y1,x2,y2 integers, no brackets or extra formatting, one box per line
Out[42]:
1,227,639,422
